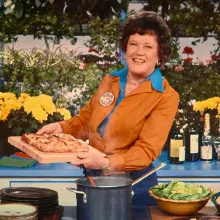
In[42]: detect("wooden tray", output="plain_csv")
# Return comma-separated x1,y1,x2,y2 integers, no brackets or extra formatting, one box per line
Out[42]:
8,136,80,164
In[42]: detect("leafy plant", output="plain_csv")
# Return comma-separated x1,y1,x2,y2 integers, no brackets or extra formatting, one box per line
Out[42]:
84,15,123,74
164,47,220,103
0,92,71,136
0,47,113,114
0,46,81,97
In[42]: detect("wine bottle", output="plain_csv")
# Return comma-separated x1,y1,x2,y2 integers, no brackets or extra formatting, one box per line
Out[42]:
200,113,213,161
184,117,199,162
198,111,204,148
169,120,185,164
197,111,204,159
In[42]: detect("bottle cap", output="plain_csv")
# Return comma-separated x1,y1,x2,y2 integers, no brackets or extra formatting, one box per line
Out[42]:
205,113,210,119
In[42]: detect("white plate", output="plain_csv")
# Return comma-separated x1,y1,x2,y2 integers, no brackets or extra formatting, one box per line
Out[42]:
0,203,37,218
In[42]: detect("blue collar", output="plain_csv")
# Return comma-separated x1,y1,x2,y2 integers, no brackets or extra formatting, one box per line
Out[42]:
110,66,164,92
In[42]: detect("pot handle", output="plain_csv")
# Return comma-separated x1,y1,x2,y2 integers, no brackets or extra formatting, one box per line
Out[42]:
66,187,87,203
132,162,166,186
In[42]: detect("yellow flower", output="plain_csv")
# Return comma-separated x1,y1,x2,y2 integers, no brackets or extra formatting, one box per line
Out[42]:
38,94,56,115
193,97,220,115
0,108,11,121
31,106,48,123
23,96,40,114
0,92,16,101
5,99,22,111
0,92,71,135
17,93,30,104
56,108,71,120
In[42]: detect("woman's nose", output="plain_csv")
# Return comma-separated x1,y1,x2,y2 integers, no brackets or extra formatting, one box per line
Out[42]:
135,46,144,54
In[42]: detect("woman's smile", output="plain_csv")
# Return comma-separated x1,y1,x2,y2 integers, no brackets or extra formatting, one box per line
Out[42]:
125,33,159,80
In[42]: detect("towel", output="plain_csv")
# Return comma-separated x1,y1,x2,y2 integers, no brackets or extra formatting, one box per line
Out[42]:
0,156,37,168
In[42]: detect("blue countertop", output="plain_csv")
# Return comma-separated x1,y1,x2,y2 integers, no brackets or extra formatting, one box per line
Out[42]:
0,151,220,178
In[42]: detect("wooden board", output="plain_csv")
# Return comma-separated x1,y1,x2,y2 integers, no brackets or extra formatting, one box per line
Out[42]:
8,136,80,164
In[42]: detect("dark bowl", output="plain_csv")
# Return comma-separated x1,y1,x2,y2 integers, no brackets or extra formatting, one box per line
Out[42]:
211,192,220,215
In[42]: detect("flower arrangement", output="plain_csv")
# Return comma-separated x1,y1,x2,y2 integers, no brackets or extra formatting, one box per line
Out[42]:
0,92,71,136
193,97,220,135
164,46,219,103
193,97,220,116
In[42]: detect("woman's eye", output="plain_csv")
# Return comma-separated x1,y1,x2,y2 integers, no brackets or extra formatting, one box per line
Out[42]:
129,43,137,46
145,45,152,49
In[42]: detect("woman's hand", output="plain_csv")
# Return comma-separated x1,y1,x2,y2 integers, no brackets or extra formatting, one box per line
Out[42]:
70,145,110,170
36,122,63,135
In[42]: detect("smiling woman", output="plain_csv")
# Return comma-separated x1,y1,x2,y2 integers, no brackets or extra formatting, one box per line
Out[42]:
36,11,179,207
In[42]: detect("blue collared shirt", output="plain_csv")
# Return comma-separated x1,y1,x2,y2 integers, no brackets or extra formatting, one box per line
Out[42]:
97,67,164,137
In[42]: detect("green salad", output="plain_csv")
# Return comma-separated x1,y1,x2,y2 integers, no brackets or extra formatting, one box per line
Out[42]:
151,181,211,201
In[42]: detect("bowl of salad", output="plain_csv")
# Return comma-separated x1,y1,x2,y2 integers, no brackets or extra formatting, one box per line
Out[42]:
149,181,214,216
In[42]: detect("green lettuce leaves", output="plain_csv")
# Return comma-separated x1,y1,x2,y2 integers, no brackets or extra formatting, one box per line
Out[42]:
151,181,211,201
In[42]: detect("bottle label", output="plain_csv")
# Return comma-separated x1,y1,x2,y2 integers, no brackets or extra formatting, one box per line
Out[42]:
170,139,184,157
200,146,212,159
190,134,199,153
179,146,185,161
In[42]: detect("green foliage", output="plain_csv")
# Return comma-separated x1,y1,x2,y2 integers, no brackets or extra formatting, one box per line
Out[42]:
7,108,64,136
0,47,109,114
84,15,123,74
0,0,129,44
164,62,220,103
142,0,220,54
0,47,81,96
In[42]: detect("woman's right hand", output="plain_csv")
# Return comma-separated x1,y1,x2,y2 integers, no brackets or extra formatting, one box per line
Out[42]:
36,122,63,135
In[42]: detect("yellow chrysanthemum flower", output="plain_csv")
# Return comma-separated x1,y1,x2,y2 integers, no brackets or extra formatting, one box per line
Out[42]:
193,97,220,116
0,92,70,134
0,92,16,101
0,108,11,121
23,96,40,114
38,94,56,115
31,106,48,123
18,93,30,104
56,108,71,120
4,99,22,111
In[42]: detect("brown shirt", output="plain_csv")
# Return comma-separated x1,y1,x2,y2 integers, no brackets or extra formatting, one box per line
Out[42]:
60,74,179,172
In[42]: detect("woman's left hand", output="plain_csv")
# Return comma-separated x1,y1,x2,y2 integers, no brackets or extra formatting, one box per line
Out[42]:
70,145,110,170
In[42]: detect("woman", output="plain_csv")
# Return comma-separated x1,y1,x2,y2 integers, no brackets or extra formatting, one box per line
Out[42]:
37,11,179,206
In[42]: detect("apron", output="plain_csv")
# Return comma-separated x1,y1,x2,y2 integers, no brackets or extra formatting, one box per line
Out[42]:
129,163,158,206
88,163,158,206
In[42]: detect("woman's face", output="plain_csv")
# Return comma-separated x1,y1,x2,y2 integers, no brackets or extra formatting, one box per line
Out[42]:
125,33,159,78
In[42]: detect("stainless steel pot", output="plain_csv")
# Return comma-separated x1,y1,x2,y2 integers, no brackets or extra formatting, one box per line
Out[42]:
68,176,133,220
67,162,166,220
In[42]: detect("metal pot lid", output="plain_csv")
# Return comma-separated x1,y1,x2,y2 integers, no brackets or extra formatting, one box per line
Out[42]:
0,203,37,218
76,176,132,188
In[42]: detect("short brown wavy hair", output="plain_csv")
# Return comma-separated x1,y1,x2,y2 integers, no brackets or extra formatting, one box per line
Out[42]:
120,11,171,67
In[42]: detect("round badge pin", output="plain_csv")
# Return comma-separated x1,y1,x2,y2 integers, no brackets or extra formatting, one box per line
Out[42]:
99,92,114,106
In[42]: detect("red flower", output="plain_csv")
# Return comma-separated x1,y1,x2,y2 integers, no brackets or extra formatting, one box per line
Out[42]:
184,58,193,63
211,54,218,61
88,47,99,53
175,65,184,72
183,47,194,55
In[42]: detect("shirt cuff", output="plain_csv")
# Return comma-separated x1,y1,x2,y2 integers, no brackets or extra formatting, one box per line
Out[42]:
59,121,72,134
106,154,125,173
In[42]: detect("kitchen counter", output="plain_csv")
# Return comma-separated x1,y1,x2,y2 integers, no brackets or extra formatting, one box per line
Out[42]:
0,151,219,178
61,206,218,220
0,151,219,207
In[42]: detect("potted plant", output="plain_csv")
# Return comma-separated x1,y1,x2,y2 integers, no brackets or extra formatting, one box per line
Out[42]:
0,92,71,136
